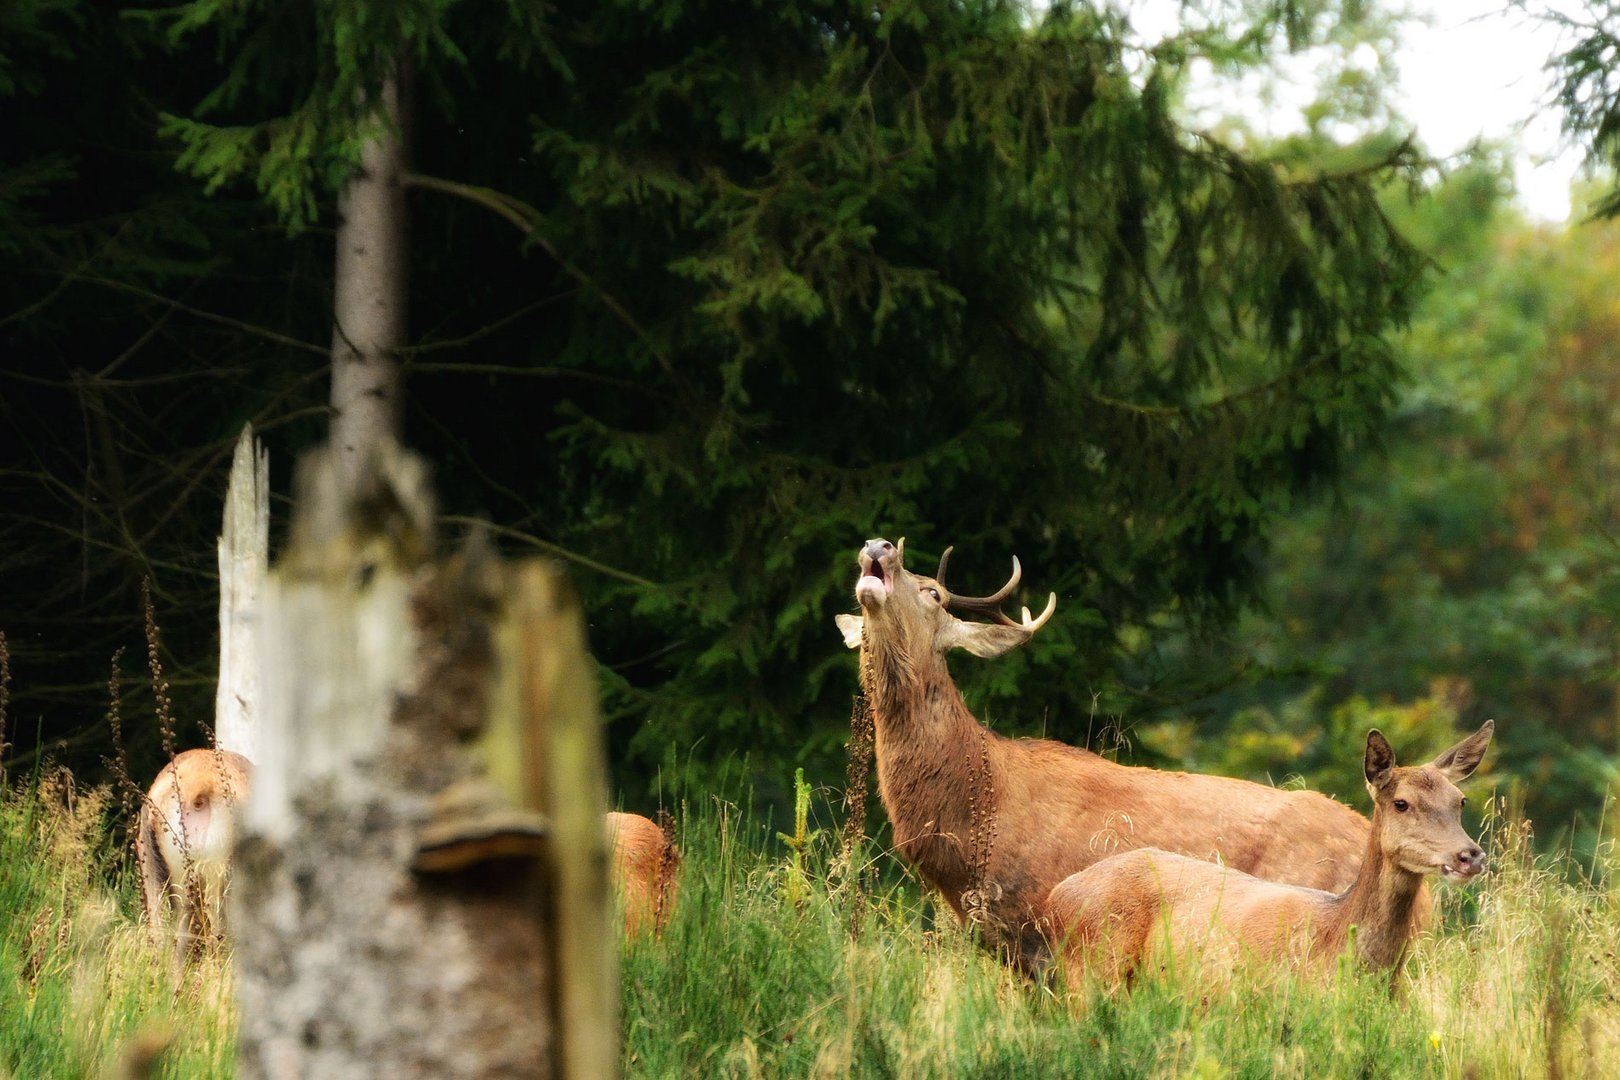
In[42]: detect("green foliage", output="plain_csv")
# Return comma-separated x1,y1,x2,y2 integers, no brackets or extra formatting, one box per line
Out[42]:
0,0,80,97
1185,156,1620,849
1546,0,1620,218
137,0,481,229
3,0,1429,810
1142,685,1469,803
775,766,820,908
0,0,81,257
503,0,1428,795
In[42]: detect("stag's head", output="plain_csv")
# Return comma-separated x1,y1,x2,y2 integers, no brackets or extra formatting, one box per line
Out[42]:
834,537,1057,660
1362,721,1492,883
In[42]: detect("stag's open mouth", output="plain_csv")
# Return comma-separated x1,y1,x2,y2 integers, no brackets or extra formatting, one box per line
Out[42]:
1440,861,1482,882
855,553,892,606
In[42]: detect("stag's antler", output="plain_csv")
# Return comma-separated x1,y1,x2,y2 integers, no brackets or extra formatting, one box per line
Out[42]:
948,557,1023,612
946,557,1057,633
1015,593,1057,633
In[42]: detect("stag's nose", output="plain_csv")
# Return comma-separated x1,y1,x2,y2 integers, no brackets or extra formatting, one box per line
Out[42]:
862,539,894,561
1453,844,1486,877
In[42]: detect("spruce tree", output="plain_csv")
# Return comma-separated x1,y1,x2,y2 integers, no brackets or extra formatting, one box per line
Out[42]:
5,0,1428,796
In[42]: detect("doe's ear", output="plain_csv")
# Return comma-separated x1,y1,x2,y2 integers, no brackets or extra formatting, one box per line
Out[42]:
835,613,864,650
1431,719,1494,783
940,619,1030,659
1364,729,1395,791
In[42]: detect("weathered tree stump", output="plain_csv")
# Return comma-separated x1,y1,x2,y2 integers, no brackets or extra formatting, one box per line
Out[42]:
232,441,615,1079
214,423,268,762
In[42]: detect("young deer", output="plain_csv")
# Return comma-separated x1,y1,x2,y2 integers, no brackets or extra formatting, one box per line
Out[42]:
135,747,254,958
608,811,680,938
836,537,1390,971
1045,722,1492,984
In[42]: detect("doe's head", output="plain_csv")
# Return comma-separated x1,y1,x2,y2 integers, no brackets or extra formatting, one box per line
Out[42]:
1363,720,1493,883
833,537,1056,660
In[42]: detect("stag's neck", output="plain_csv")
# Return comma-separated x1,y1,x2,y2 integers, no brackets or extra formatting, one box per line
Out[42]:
859,637,996,897
860,637,986,753
1323,827,1423,971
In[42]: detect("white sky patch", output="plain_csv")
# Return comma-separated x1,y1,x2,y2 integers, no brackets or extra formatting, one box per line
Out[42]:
1398,2,1580,221
1124,1,1588,222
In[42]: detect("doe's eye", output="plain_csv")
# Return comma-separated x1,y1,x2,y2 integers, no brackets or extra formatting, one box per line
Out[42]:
1392,799,1409,813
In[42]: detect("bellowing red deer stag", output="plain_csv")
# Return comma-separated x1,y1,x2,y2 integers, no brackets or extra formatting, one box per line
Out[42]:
1046,722,1492,984
835,537,1386,970
608,811,680,938
135,747,254,958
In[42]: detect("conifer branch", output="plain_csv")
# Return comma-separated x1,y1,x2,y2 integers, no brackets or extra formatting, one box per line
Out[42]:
439,515,659,588
402,171,676,376
72,275,330,355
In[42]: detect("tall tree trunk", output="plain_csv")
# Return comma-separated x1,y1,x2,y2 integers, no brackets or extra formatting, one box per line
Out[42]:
214,423,268,762
232,442,616,1078
330,63,409,491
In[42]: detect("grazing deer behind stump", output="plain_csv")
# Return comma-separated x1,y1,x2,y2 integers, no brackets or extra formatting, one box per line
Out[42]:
608,811,680,938
135,748,253,959
835,536,1393,972
1046,722,1492,985
137,750,674,960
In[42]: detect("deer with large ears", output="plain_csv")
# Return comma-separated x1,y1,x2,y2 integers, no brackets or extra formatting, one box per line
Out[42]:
836,537,1393,971
1045,722,1493,984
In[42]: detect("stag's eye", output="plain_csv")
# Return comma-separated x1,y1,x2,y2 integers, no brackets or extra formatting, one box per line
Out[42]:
924,588,941,603
1392,799,1409,813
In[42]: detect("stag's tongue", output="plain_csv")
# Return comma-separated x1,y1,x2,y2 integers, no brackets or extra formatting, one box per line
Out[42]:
855,562,891,604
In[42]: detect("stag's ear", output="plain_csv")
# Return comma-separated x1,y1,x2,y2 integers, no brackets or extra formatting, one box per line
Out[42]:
1364,729,1396,791
1431,719,1494,783
835,614,864,650
941,619,1030,659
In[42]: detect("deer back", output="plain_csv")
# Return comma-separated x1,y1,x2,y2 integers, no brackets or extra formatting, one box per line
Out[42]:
1046,723,1493,984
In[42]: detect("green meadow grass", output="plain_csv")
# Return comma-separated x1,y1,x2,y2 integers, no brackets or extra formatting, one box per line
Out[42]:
2,772,1615,1078
0,770,235,1079
627,789,1620,1079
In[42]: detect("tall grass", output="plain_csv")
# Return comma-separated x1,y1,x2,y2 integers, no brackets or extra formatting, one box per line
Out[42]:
0,770,234,1079
1,772,1616,1077
624,788,1620,1079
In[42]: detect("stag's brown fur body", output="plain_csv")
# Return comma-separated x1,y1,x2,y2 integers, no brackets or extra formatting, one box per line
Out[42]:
608,811,680,938
839,538,1385,969
1047,723,1492,983
135,748,253,954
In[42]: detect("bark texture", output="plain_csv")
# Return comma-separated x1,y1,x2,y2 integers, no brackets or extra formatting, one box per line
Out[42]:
330,68,408,492
215,423,268,762
232,442,613,1079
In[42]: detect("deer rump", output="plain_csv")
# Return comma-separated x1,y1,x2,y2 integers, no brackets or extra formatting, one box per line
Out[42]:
135,747,254,953
838,537,1410,972
135,750,673,953
608,811,680,938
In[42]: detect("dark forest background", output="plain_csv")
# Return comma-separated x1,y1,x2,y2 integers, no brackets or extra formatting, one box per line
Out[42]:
5,0,1620,850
